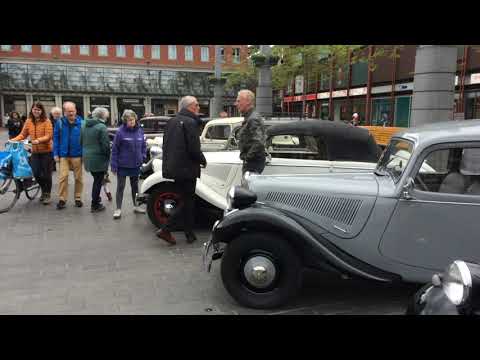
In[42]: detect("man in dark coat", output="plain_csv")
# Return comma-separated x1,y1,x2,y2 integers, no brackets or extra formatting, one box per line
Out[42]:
235,90,267,175
156,96,207,245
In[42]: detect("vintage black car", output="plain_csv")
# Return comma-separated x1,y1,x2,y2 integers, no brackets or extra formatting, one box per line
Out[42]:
407,260,480,315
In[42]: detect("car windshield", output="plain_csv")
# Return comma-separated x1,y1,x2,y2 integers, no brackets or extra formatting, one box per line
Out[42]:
376,138,414,182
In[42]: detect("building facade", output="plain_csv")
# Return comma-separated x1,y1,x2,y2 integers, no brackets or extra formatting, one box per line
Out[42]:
0,45,248,125
281,45,480,127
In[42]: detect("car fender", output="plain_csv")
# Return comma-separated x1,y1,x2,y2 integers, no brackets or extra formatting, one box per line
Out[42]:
140,169,173,194
213,205,399,282
195,180,226,211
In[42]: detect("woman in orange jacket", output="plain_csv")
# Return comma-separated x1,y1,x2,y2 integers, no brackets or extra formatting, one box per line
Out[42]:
11,102,53,205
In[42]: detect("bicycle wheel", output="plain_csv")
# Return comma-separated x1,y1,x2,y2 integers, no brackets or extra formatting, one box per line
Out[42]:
24,179,40,200
0,177,20,213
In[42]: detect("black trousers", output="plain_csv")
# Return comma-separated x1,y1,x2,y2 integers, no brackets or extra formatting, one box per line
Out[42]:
30,153,53,194
91,171,105,207
164,179,197,234
242,157,266,175
116,175,139,209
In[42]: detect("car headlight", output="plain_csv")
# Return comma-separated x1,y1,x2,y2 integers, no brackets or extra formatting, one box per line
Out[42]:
150,146,162,159
225,185,257,211
442,260,473,305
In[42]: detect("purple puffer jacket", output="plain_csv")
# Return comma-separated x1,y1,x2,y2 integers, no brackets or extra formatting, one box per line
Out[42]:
110,124,146,172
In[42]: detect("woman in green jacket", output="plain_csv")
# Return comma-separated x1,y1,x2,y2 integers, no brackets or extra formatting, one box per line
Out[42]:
82,107,111,213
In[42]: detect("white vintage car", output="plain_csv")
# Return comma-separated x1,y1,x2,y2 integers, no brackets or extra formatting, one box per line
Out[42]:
136,120,382,228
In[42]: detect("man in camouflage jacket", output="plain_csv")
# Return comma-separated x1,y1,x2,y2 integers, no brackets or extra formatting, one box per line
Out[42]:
235,90,267,175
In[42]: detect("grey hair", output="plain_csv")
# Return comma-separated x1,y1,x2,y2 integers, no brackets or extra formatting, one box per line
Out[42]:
121,109,137,122
179,96,197,110
238,89,255,105
51,106,62,114
92,107,109,120
62,101,76,110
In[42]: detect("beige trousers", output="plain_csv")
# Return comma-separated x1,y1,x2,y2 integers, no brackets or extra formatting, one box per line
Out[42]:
58,157,83,202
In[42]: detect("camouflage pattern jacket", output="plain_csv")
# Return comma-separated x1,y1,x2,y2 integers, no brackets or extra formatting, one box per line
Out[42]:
237,108,267,161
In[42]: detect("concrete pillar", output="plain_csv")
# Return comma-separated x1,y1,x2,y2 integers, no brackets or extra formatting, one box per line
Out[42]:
145,96,152,114
110,96,118,126
411,45,457,126
256,45,273,116
55,94,62,109
26,94,33,115
83,95,90,116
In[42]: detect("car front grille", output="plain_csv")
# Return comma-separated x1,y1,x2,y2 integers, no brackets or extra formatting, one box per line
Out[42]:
265,192,362,226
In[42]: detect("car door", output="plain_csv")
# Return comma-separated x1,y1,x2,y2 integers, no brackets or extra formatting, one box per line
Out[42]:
380,142,480,271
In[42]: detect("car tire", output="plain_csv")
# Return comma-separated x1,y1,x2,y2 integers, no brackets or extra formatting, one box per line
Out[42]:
220,232,302,309
147,183,183,229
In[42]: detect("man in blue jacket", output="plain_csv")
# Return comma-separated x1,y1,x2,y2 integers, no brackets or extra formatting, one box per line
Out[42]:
53,101,84,210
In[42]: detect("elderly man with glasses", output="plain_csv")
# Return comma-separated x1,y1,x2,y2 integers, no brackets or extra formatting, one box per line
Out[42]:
156,96,207,245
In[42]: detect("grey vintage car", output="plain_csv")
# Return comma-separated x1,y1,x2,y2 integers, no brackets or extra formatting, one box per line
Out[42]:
204,119,480,309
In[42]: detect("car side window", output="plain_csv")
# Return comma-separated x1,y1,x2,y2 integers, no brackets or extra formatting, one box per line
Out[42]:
266,135,328,160
206,125,231,140
414,146,480,195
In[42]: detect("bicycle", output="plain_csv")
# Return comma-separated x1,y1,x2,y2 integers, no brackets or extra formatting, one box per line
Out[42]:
0,141,40,213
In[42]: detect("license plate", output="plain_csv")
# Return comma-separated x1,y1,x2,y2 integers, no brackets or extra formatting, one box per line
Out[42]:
202,237,215,273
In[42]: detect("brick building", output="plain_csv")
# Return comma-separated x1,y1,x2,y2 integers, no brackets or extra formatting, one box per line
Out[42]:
0,45,248,125
282,45,480,127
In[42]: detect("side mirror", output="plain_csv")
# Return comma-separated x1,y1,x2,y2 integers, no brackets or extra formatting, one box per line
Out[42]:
402,177,414,200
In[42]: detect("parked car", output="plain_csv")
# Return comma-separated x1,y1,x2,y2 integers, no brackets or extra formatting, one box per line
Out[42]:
203,119,480,309
406,260,480,315
136,120,380,229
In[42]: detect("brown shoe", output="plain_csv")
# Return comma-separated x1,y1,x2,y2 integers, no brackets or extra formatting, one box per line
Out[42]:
156,229,176,245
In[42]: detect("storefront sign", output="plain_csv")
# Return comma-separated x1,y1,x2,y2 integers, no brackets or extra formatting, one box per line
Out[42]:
317,92,330,100
121,99,140,104
470,73,480,84
349,87,367,96
332,90,348,98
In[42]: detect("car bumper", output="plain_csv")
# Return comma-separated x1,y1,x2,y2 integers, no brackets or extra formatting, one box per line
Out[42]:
411,284,460,315
202,220,223,272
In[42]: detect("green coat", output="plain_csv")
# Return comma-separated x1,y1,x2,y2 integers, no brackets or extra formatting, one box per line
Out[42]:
81,118,111,172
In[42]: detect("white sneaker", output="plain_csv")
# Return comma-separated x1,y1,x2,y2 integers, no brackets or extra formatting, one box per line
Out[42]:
133,206,146,214
113,209,122,219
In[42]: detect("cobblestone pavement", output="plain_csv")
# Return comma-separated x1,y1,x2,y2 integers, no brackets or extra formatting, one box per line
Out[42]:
0,129,417,314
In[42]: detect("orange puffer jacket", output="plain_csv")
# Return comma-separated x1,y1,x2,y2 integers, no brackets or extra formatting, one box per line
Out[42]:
11,118,53,153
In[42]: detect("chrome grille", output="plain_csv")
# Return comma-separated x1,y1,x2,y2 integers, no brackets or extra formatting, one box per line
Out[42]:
265,192,362,226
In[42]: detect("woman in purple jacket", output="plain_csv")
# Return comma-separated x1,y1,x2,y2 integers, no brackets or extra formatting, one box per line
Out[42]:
111,109,147,219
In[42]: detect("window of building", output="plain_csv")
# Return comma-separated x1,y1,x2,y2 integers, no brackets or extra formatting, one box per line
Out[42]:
185,46,193,61
41,45,51,54
168,45,177,60
134,45,143,59
201,46,209,62
220,47,225,63
232,47,240,64
116,45,126,58
1,45,12,51
61,45,71,55
98,45,108,57
79,45,90,56
21,45,32,53
151,45,160,59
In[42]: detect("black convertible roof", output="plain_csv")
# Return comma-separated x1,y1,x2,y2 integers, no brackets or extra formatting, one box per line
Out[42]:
266,120,380,162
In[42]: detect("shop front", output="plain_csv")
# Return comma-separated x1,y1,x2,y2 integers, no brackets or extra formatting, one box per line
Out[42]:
151,98,176,117
33,95,56,115
3,94,27,118
117,97,145,124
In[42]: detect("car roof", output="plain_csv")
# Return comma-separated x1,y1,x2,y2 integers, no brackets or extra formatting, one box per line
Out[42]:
140,116,172,122
394,119,480,148
206,117,244,126
266,120,380,162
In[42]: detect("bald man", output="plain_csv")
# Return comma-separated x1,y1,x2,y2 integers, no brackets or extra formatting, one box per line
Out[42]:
235,90,267,175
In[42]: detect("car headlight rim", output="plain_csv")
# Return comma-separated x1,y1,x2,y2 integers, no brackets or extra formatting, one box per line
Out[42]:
226,186,236,211
442,260,472,306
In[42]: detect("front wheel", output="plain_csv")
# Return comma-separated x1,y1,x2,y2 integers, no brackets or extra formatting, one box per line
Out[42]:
146,183,183,228
0,177,20,213
220,232,303,309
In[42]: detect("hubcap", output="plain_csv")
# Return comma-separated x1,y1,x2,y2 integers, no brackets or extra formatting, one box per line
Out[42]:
243,255,277,289
163,199,176,215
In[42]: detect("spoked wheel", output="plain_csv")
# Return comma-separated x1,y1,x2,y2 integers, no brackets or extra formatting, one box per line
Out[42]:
24,179,40,200
147,183,183,228
0,177,20,213
221,232,303,309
